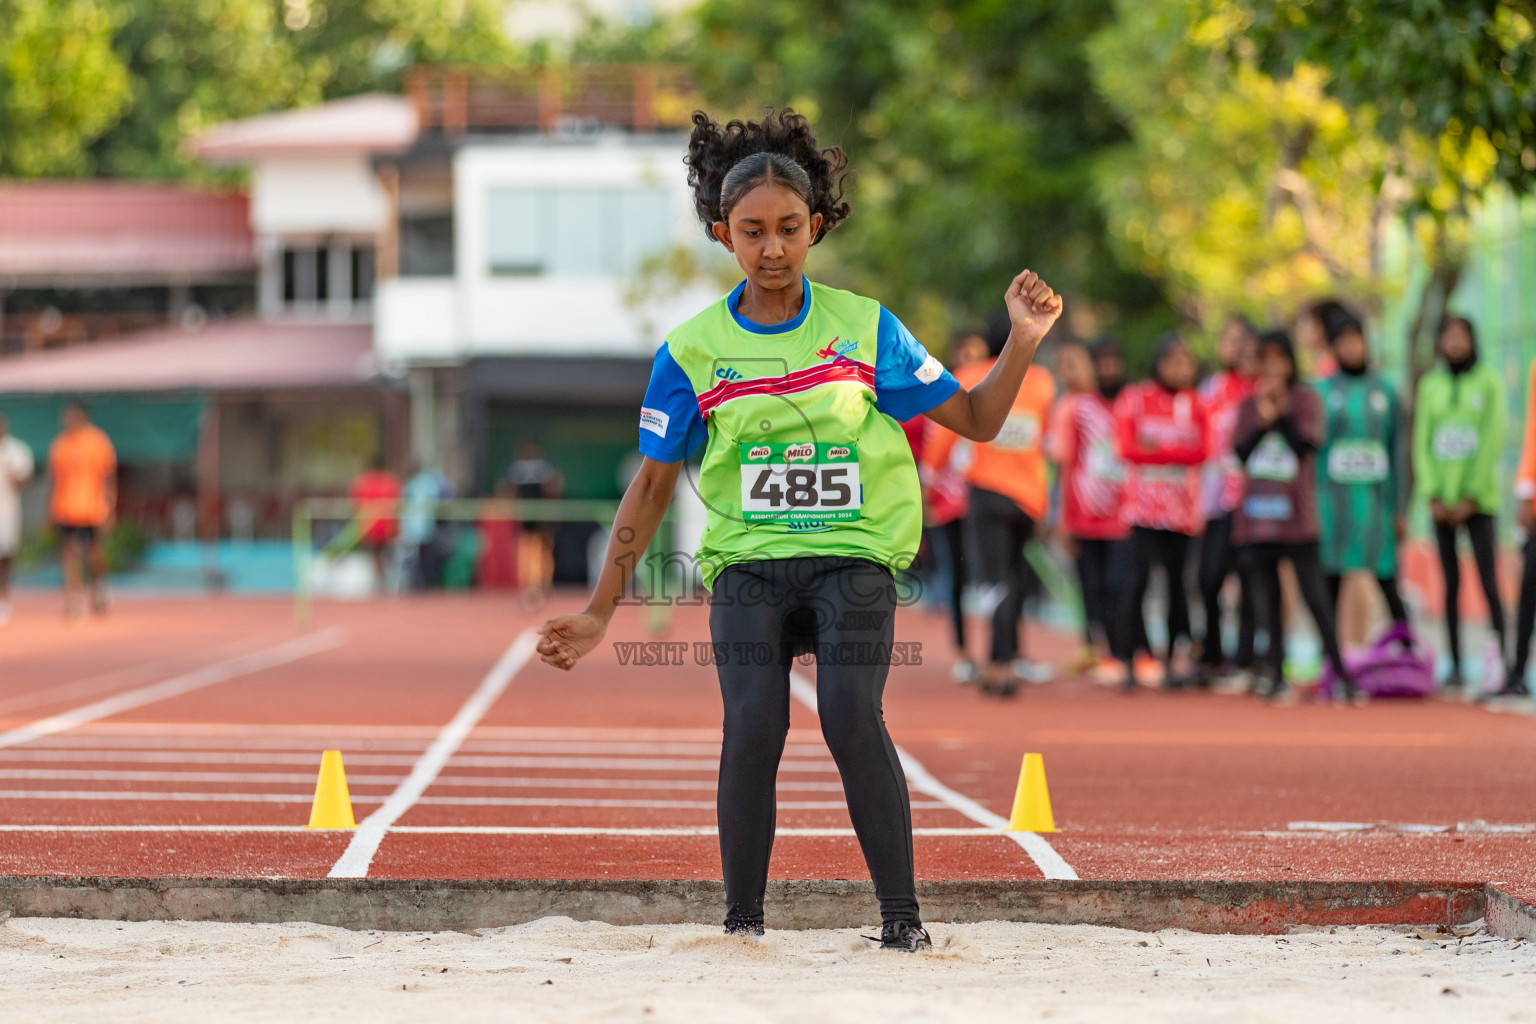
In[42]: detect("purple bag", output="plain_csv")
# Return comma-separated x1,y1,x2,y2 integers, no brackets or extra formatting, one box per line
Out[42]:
1318,621,1436,700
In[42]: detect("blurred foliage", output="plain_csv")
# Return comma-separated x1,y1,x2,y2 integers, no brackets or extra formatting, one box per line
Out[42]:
1088,0,1436,328
1245,0,1536,204
0,0,131,176
1,0,516,180
1241,0,1536,375
684,0,1176,357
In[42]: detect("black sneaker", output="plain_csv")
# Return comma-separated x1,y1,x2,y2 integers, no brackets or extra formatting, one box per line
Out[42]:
874,920,932,953
723,917,764,938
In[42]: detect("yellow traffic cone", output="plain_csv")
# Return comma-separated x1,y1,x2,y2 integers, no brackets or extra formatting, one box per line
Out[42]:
305,750,356,829
1007,752,1056,832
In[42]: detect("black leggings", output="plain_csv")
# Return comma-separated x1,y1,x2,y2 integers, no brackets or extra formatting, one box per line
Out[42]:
1510,532,1536,681
1075,538,1114,646
1243,542,1348,682
931,518,967,651
1324,572,1409,625
709,556,917,929
1433,513,1506,668
966,487,1034,665
1113,526,1191,665
1197,513,1255,669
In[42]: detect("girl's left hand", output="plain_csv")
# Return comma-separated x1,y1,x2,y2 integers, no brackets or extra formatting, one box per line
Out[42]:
1004,270,1064,345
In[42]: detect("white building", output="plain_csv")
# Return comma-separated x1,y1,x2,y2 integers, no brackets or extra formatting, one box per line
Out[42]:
194,66,717,574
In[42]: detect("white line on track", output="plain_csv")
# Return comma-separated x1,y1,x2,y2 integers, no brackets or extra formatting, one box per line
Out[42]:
0,629,347,750
326,630,539,879
0,770,849,792
787,671,1079,881
0,824,1002,837
0,790,950,810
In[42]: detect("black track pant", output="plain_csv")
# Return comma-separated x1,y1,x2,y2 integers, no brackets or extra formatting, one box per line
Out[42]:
1433,513,1506,668
1242,542,1349,682
1324,573,1409,625
709,557,917,929
1197,513,1255,669
1075,538,1115,646
1113,526,1191,665
966,487,1034,665
930,518,967,651
1510,532,1536,682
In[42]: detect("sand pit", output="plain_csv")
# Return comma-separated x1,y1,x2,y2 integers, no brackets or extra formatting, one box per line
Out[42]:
3,915,1533,1022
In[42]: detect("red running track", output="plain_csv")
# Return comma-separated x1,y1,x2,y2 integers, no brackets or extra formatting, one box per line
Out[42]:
0,591,1533,908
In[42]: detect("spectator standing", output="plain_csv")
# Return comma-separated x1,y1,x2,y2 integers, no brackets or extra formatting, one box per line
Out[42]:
505,439,562,608
1111,336,1209,690
400,461,454,590
926,311,1057,695
0,413,35,625
1314,308,1410,626
1232,331,1353,702
1413,315,1506,691
1046,339,1128,674
1501,355,1536,698
349,459,401,593
49,404,116,618
1195,316,1260,687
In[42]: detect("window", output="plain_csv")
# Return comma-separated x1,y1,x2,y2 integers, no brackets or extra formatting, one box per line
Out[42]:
400,215,455,276
281,247,328,303
486,187,671,277
350,245,375,301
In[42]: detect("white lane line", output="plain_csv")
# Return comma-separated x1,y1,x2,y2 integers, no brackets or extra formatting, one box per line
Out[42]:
787,671,1079,881
0,790,948,810
0,769,847,793
0,824,1001,837
0,751,842,772
326,630,538,879
0,629,347,750
0,739,828,757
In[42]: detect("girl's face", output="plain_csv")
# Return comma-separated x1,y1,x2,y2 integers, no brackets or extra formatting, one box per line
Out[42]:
1055,345,1094,393
711,182,823,293
1438,320,1473,363
1260,344,1294,384
1157,345,1197,390
1334,328,1368,372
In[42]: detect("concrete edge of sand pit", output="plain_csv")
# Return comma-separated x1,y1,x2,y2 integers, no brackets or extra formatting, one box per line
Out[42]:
4,877,1529,936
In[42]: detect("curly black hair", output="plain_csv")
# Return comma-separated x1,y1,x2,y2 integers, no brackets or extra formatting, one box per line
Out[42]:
684,109,852,245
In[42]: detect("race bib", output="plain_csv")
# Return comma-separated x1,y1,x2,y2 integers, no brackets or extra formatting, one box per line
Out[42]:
993,412,1041,451
1084,437,1124,483
1327,439,1389,484
1431,425,1478,461
1246,433,1298,482
739,442,862,525
1244,494,1294,521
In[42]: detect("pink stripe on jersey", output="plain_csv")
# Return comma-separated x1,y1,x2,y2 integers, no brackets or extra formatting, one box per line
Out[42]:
697,360,875,418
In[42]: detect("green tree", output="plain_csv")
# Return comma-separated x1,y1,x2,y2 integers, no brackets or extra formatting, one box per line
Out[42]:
1243,0,1536,372
687,0,1173,351
0,0,517,180
0,0,130,176
1088,0,1426,333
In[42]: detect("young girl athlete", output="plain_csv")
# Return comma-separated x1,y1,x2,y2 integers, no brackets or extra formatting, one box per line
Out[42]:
535,110,1063,950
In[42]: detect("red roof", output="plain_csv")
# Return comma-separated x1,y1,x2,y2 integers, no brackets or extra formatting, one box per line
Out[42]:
0,182,253,283
0,318,376,393
194,94,418,162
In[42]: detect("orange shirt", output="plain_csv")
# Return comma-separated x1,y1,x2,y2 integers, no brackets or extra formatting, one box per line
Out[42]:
49,424,117,527
924,360,1056,519
1516,359,1536,501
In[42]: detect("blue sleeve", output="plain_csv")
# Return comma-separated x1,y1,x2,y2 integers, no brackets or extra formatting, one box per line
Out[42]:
638,342,707,462
873,306,960,421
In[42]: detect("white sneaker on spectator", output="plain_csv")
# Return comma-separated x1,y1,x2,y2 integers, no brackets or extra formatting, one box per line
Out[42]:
1482,638,1506,697
1011,659,1055,685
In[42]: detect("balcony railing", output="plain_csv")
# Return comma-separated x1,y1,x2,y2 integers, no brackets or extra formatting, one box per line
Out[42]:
403,64,699,136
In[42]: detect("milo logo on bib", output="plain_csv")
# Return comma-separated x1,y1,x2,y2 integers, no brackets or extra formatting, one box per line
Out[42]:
738,441,862,525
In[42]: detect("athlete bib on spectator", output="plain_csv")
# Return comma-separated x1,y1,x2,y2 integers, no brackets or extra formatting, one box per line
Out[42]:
1431,424,1479,461
739,441,861,525
1326,439,1390,484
